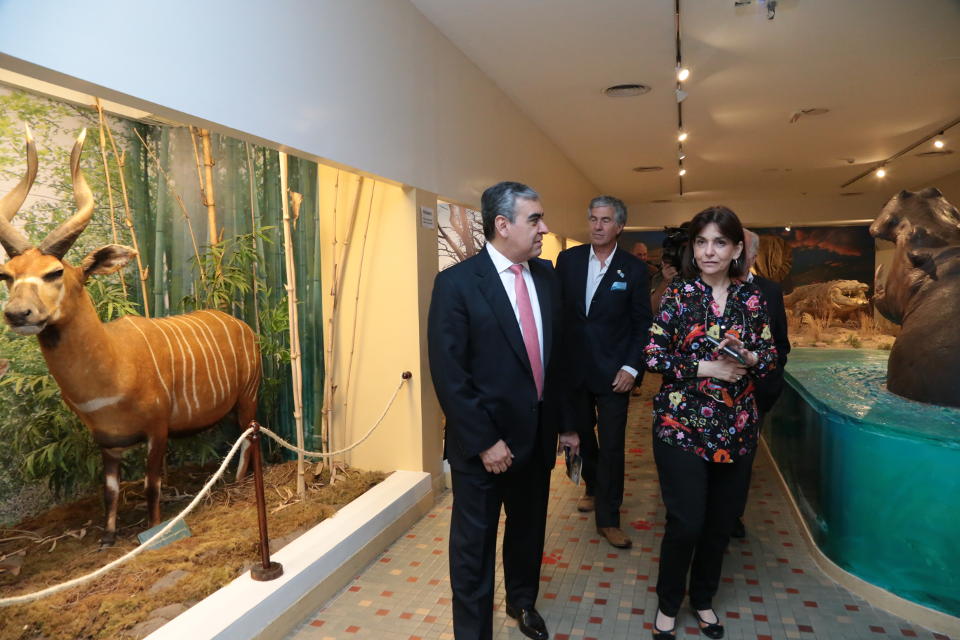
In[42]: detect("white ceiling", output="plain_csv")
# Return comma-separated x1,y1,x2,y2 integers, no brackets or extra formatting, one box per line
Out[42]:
410,0,960,206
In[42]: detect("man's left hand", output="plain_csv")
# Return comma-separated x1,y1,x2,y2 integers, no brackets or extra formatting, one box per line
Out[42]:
558,431,580,456
611,369,636,393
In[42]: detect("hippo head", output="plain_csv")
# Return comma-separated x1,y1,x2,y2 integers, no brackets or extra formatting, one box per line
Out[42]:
870,188,960,247
870,188,960,324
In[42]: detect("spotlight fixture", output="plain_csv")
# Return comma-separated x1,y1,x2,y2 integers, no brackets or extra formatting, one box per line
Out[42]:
679,168,687,176
934,138,945,149
675,88,688,103
875,167,887,178
678,153,686,161
784,226,792,232
678,131,688,142
677,67,690,82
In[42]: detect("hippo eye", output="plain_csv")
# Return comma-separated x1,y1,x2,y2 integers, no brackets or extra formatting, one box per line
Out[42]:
0,273,10,284
42,269,64,282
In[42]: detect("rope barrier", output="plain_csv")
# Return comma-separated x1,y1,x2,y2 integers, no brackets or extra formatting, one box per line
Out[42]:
0,374,409,607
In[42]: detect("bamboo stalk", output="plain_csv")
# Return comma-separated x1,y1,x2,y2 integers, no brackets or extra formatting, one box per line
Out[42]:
341,181,377,455
320,170,341,455
244,143,261,335
100,101,151,317
93,99,127,299
133,128,204,279
279,153,306,498
199,129,218,247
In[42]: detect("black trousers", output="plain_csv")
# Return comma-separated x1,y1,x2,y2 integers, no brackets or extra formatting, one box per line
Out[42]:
449,460,551,640
571,386,630,528
653,438,755,616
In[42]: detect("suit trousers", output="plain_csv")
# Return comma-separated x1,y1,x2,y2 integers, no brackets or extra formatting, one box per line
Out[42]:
571,386,630,528
653,438,755,616
449,459,551,640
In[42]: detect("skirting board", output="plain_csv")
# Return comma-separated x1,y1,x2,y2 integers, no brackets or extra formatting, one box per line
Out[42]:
146,469,434,640
759,438,960,637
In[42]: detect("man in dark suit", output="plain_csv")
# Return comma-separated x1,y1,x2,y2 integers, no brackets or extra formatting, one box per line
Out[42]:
733,229,791,538
556,196,652,549
428,181,579,640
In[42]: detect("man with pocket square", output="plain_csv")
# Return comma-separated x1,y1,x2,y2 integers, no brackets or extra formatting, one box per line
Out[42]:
556,196,653,549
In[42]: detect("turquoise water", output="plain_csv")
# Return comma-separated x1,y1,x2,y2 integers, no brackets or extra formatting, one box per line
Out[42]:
784,349,960,444
766,349,960,618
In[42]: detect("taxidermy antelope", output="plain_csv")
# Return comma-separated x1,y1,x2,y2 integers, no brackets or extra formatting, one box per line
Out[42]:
0,129,261,545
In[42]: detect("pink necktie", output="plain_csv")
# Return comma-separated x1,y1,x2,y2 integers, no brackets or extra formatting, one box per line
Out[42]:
509,264,544,399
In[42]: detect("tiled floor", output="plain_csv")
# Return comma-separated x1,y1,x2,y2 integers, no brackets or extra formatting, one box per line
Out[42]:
286,376,953,640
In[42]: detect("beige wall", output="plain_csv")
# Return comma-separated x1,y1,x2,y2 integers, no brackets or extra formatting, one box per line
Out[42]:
317,166,442,482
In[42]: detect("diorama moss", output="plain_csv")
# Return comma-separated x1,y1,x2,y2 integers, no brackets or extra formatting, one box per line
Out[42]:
0,460,385,640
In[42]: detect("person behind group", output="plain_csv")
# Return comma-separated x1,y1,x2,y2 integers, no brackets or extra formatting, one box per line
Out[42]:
428,181,579,640
649,224,688,312
643,206,778,639
731,229,791,538
556,196,652,549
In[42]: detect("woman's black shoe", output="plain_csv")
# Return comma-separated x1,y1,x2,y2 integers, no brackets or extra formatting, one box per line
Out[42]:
652,610,676,639
692,608,724,639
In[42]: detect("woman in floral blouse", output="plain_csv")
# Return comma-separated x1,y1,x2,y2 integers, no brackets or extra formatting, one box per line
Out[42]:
644,206,777,640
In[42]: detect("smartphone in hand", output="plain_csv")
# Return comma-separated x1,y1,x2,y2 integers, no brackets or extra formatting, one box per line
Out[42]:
704,334,746,365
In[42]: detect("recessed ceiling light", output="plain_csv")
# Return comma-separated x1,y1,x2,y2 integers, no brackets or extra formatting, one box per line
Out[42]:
916,149,954,157
632,166,664,172
875,167,887,178
934,139,945,149
603,84,652,98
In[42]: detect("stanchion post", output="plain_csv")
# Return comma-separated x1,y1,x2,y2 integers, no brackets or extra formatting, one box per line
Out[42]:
249,420,284,581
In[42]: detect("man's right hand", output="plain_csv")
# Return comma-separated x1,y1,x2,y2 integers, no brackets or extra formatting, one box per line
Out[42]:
480,439,514,474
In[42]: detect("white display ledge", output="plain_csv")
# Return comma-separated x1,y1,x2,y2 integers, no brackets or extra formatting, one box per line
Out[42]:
146,469,434,640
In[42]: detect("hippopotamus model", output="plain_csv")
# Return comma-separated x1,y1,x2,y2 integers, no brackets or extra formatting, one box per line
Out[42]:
871,187,960,408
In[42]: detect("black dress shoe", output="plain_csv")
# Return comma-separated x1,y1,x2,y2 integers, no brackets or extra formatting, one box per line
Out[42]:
505,602,549,640
730,517,746,539
692,608,724,639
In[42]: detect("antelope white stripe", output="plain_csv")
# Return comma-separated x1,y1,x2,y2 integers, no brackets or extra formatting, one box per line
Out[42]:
177,315,224,404
201,311,239,394
153,321,182,419
124,318,172,404
184,314,229,402
164,318,200,411
74,395,123,413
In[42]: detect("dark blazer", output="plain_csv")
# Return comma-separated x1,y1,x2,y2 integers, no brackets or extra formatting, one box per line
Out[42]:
753,274,791,413
428,249,563,474
556,244,652,394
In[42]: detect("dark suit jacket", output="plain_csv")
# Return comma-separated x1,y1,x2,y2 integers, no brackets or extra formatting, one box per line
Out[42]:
556,244,653,395
753,275,791,413
428,249,563,475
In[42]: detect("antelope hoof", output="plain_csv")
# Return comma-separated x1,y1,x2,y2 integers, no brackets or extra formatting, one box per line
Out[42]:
99,532,117,549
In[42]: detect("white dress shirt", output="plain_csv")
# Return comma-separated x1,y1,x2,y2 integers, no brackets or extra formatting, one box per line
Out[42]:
585,244,616,314
585,244,637,378
486,243,545,364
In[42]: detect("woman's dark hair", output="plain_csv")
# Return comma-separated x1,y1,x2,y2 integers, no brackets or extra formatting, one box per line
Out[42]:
681,205,747,279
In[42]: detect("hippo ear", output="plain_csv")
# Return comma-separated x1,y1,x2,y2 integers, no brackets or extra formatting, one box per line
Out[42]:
919,187,943,199
908,250,937,280
898,189,913,199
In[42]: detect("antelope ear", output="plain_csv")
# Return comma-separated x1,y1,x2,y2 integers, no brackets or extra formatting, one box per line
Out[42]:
80,244,137,282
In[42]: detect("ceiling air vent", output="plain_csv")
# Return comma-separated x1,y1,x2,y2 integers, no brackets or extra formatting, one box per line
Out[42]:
632,166,663,172
603,84,651,98
915,150,954,157
840,192,864,196
650,199,672,203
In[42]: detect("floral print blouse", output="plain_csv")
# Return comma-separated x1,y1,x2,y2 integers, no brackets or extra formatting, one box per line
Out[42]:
644,277,778,463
